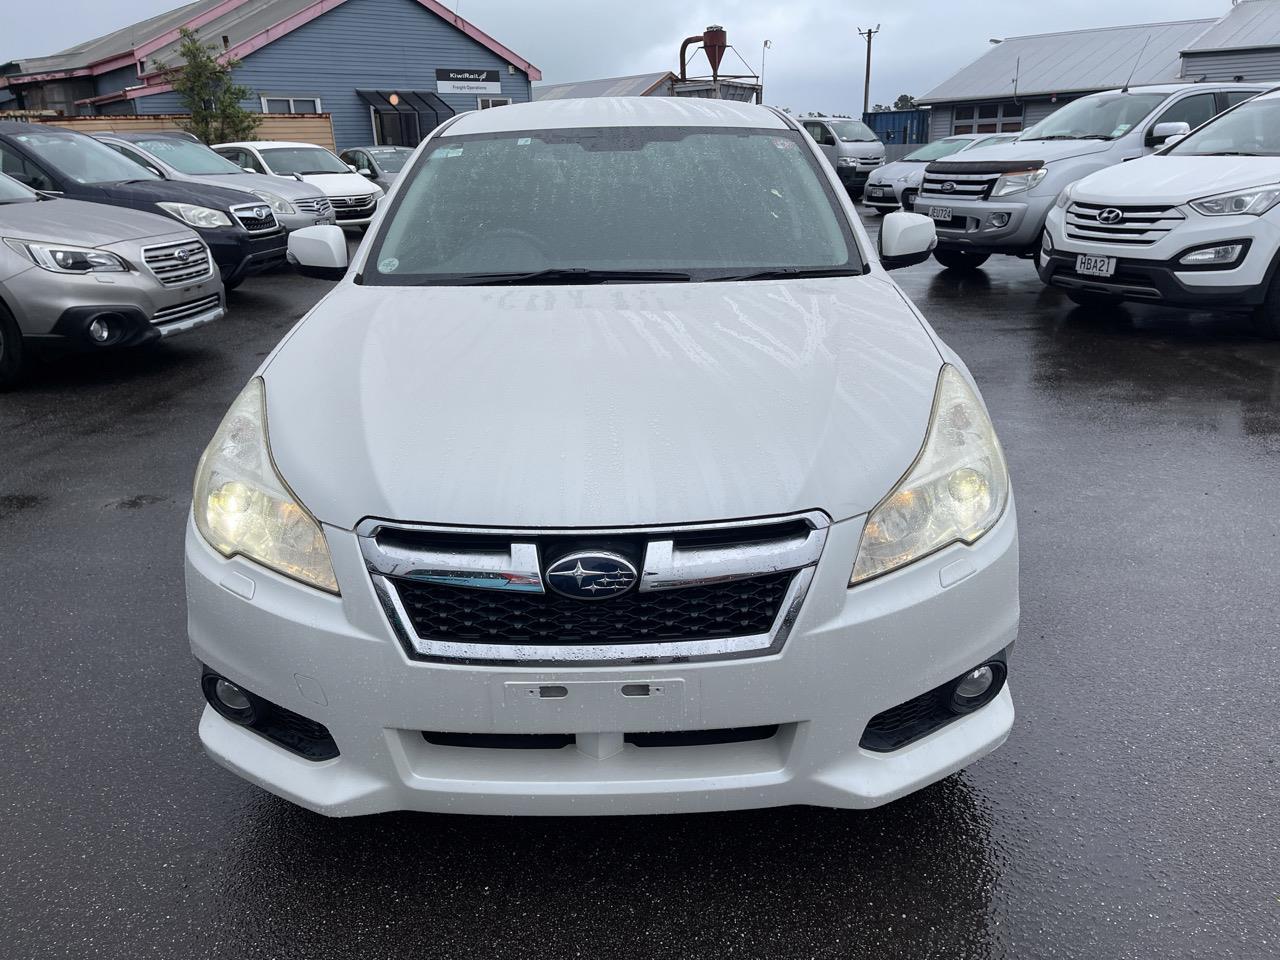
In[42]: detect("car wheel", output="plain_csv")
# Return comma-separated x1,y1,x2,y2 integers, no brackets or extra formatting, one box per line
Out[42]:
1251,275,1280,339
1065,289,1125,310
933,249,991,271
0,301,26,391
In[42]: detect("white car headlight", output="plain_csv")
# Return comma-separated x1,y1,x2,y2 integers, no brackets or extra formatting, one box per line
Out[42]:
991,168,1047,198
836,157,858,167
851,365,1009,585
3,238,128,273
193,379,339,593
1054,182,1077,209
1189,186,1280,217
156,202,232,228
250,189,297,216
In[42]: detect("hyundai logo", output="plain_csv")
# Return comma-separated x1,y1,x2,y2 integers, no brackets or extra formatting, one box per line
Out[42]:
941,181,957,193
1098,208,1124,224
545,551,639,600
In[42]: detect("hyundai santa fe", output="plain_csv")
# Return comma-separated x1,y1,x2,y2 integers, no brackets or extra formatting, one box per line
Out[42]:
186,98,1019,816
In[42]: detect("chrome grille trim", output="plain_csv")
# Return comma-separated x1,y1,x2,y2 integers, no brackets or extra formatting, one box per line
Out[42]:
357,511,831,665
1065,202,1185,246
141,239,213,287
153,293,221,325
295,196,333,215
230,202,281,234
920,171,999,200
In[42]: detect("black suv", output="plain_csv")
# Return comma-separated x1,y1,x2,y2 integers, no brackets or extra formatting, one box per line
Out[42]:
0,121,286,289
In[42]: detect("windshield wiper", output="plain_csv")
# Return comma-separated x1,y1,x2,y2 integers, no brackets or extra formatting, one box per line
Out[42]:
449,267,694,285
706,266,864,282
1197,150,1263,156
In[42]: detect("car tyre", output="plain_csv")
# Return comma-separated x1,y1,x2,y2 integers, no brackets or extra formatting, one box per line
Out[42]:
1065,289,1125,310
0,301,26,391
933,249,991,271
1252,276,1280,339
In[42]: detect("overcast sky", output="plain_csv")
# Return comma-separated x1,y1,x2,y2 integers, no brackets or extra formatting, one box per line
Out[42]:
2,0,1225,112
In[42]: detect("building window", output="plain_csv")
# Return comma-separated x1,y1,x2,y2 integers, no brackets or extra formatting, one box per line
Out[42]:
261,96,321,114
478,97,512,109
953,101,1022,135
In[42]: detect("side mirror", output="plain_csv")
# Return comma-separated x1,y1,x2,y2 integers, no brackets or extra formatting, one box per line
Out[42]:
1163,133,1187,147
346,163,358,173
358,168,374,178
288,225,348,281
1149,121,1191,146
242,166,257,174
878,211,937,271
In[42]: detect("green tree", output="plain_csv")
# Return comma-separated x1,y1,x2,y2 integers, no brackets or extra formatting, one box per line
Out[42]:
155,28,259,144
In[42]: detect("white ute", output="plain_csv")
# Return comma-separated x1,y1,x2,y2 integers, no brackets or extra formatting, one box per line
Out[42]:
1041,87,1280,336
186,98,1019,817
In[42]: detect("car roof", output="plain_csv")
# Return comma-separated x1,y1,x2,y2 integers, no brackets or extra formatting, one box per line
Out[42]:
0,120,78,136
216,140,329,150
446,97,789,136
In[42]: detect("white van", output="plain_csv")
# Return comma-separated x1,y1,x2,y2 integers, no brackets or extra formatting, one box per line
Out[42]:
1041,87,1280,336
799,116,885,197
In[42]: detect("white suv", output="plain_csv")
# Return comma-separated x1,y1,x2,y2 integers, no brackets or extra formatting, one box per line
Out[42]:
1041,87,1280,336
186,98,1018,817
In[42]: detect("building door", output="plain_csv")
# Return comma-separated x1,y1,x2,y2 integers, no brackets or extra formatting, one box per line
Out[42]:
374,109,421,147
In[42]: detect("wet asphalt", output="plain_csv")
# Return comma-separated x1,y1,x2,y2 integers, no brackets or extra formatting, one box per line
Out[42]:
1,222,1278,960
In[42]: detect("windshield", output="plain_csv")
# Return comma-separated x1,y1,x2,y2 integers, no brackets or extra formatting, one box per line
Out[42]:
970,134,1017,150
260,146,350,175
828,120,877,142
0,172,38,203
1019,92,1167,141
1165,94,1280,156
366,126,860,285
369,148,412,172
904,138,975,162
134,137,244,175
12,130,159,184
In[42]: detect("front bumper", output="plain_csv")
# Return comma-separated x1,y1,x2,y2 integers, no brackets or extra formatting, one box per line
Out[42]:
917,193,1052,254
185,503,1019,817
864,182,917,211
277,210,337,232
203,229,289,282
837,163,882,194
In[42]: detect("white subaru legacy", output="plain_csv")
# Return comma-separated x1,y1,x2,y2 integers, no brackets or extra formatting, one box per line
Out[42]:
185,97,1019,817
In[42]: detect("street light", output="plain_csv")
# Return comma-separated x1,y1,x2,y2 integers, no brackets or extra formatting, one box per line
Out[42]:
760,39,772,104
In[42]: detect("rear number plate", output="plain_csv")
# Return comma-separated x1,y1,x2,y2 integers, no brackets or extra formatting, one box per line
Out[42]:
928,205,953,222
1075,254,1116,278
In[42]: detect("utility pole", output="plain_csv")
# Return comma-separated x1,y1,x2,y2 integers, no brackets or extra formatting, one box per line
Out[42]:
858,24,880,117
759,39,772,104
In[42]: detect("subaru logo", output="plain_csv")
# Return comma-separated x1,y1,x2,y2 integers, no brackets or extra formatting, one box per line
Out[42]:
1098,208,1124,224
941,181,957,193
545,551,639,601
174,248,190,262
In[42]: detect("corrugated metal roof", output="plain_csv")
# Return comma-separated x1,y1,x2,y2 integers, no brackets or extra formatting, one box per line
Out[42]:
1185,0,1280,53
534,72,675,101
918,18,1218,103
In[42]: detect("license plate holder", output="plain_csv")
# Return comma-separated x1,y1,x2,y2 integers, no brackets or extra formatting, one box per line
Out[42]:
928,205,953,222
1075,254,1117,278
495,678,696,728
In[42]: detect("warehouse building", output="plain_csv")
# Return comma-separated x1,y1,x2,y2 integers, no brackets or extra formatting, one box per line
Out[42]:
919,0,1280,141
0,0,540,148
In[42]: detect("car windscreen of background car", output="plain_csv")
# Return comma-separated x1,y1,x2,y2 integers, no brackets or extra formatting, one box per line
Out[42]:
1019,92,1166,140
260,147,351,175
369,148,411,172
1166,95,1280,156
138,138,245,175
829,120,877,142
367,126,858,283
14,131,159,184
905,138,974,161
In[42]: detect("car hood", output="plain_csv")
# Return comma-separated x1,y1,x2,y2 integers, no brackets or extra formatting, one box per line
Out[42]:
291,172,378,196
191,171,325,201
103,178,264,210
0,196,194,245
868,160,924,185
840,142,885,159
263,277,944,530
943,139,1112,166
1073,154,1280,206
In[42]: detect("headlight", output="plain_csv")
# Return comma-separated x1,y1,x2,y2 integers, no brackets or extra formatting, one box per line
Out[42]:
193,378,339,593
851,365,1009,585
1189,186,1280,217
1054,182,1077,209
3,238,128,273
156,201,232,228
249,189,296,216
991,168,1047,198
836,157,858,167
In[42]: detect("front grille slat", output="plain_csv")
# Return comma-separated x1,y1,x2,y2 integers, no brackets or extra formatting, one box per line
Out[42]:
330,194,377,220
295,197,332,215
1065,202,1184,246
142,239,212,287
153,294,220,325
230,203,281,234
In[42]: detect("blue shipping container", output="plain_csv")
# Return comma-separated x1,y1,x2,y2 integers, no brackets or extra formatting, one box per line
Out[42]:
862,108,931,145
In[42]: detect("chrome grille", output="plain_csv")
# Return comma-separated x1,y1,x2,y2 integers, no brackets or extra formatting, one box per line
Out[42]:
295,196,332,216
330,194,377,220
153,293,221,325
230,203,280,234
1065,202,1185,246
141,239,213,287
357,512,829,665
920,171,999,200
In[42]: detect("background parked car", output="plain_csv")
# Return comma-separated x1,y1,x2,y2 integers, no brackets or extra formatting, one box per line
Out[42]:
95,133,335,231
213,140,382,230
863,134,1019,214
338,145,413,193
0,122,287,289
799,116,885,198
0,172,223,388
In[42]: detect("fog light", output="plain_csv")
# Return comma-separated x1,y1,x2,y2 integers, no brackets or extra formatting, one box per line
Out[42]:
955,666,994,699
88,318,110,342
990,213,1010,228
214,679,251,713
202,672,257,724
950,660,1004,714
1179,243,1244,266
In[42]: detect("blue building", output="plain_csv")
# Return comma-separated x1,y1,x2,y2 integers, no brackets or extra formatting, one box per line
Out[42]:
0,0,541,148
